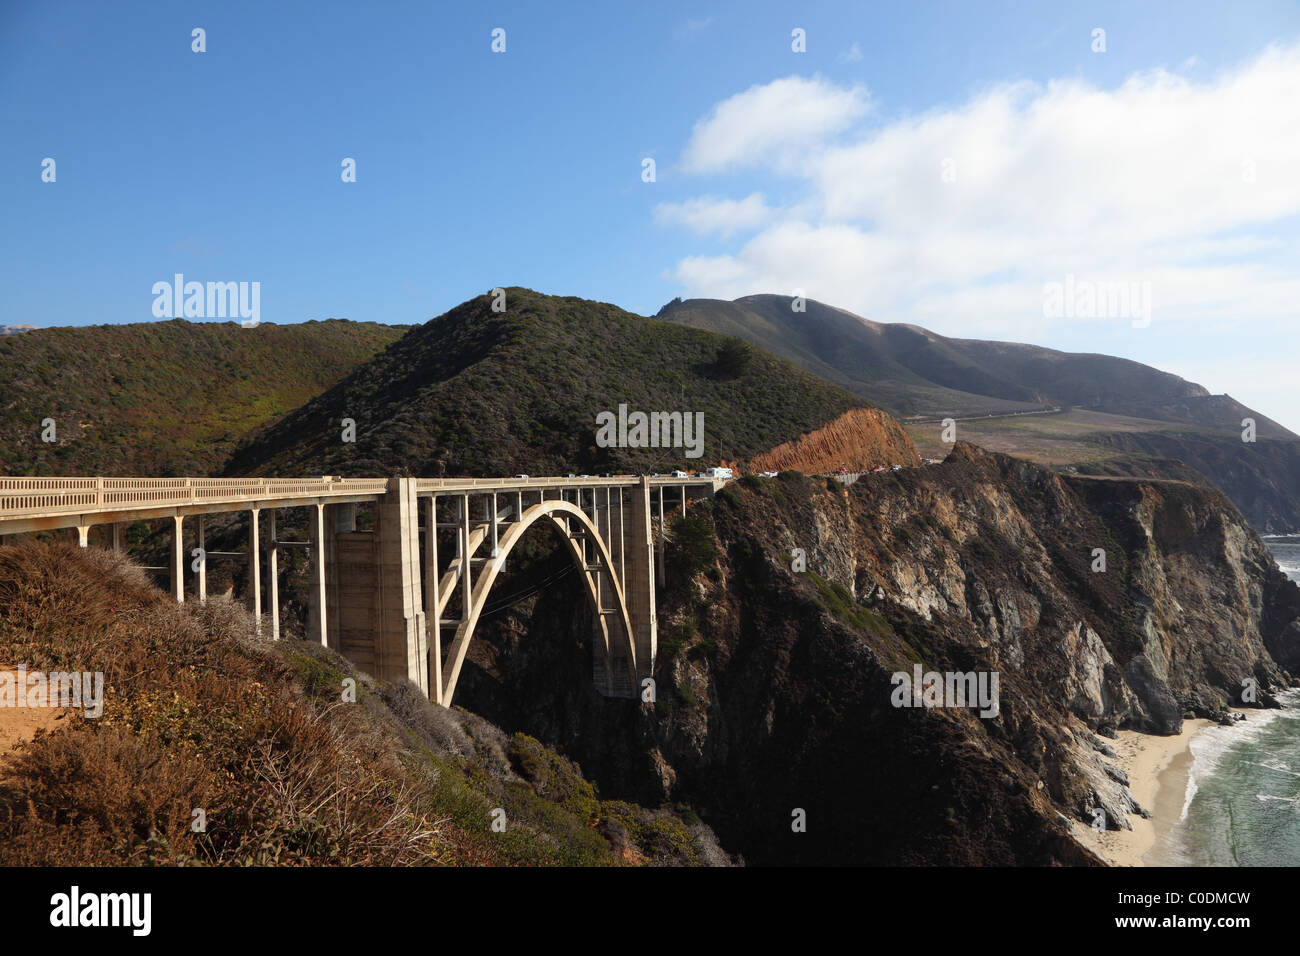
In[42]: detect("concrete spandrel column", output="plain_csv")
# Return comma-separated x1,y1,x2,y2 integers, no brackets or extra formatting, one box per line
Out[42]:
77,525,89,548
197,515,207,604
268,509,280,641
459,494,471,621
111,522,123,553
171,515,185,603
249,508,261,633
656,486,666,588
426,495,443,704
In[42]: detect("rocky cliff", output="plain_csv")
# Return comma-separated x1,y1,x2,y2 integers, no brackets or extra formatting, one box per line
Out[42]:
450,443,1300,865
747,407,921,474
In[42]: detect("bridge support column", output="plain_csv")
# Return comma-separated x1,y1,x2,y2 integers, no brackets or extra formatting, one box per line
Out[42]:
170,515,185,603
196,515,207,603
308,503,328,646
267,510,280,641
373,478,427,692
77,525,90,548
656,486,666,587
111,522,123,553
248,508,261,633
625,477,657,691
425,496,443,705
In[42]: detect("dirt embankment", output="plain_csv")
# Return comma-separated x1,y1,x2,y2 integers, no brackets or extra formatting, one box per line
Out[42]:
748,406,920,474
0,666,66,774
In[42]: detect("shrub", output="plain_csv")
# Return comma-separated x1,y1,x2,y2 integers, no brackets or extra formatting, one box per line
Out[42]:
667,515,718,577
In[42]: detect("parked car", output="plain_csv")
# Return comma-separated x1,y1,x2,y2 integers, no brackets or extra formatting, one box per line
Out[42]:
514,474,530,479
671,470,689,478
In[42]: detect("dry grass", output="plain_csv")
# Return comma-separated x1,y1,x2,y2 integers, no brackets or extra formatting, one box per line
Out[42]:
0,542,446,865
0,542,725,867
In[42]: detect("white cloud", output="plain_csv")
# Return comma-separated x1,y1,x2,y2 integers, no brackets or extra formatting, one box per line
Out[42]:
653,193,771,236
661,43,1300,347
679,75,871,174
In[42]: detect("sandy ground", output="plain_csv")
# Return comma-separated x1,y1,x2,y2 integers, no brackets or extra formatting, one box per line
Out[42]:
0,666,68,774
1071,718,1214,866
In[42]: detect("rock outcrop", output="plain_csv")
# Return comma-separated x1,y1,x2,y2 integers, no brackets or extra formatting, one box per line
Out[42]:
747,406,920,474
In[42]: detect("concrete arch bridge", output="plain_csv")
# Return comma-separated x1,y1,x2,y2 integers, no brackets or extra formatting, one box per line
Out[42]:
0,475,722,705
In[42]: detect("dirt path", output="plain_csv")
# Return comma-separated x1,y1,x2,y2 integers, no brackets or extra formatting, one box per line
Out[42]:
0,665,67,770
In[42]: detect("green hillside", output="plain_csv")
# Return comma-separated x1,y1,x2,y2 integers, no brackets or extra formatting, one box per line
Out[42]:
0,319,406,476
224,288,878,477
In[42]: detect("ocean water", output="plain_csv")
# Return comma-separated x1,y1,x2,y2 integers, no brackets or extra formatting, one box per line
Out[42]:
1147,539,1300,864
1263,535,1300,583
1148,688,1300,866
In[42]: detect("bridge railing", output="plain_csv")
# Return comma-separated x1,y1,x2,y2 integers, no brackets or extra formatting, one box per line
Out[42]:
0,476,390,518
415,475,722,494
415,476,641,493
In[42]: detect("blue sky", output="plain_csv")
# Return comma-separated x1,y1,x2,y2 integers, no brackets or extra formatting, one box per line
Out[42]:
3,1,1299,430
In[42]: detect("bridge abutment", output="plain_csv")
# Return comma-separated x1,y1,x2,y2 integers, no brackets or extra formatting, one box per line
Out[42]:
374,479,428,693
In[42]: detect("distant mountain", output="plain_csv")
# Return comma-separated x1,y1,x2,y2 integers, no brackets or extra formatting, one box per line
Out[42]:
1,324,37,336
0,319,406,476
659,295,1291,431
224,289,917,478
658,294,1300,530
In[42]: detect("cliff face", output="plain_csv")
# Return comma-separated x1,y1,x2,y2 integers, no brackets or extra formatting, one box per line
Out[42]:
747,406,921,473
452,444,1300,865
1085,431,1300,533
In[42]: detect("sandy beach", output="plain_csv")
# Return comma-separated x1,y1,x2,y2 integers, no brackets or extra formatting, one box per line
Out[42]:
1071,718,1214,866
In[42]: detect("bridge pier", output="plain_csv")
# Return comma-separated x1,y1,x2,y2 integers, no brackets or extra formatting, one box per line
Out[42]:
197,515,207,603
111,522,123,553
370,478,427,691
626,477,657,689
248,508,261,632
425,496,443,704
267,509,280,641
170,515,185,602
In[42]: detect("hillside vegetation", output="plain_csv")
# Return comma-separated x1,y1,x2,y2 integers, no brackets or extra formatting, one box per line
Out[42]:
224,288,889,477
0,319,405,476
0,543,724,865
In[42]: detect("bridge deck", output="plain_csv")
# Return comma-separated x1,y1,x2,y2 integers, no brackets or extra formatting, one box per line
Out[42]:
0,474,723,535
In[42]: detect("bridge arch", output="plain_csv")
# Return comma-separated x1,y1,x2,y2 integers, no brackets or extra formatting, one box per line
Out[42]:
437,498,637,707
